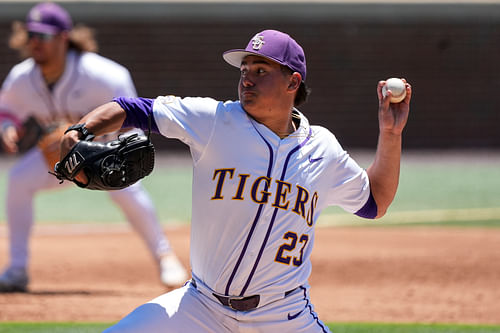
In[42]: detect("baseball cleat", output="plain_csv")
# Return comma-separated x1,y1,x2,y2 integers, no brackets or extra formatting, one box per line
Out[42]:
159,254,188,287
0,267,28,292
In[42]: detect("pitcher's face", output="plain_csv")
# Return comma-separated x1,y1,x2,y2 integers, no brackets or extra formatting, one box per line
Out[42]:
238,55,294,122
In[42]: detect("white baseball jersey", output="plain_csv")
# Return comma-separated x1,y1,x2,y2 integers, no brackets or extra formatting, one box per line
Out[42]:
152,95,370,297
0,49,137,126
105,95,373,333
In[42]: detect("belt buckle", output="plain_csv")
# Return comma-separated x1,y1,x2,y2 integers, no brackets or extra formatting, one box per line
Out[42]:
227,296,243,311
228,295,260,311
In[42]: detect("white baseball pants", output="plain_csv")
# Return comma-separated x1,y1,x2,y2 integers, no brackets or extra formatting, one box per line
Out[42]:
102,281,331,333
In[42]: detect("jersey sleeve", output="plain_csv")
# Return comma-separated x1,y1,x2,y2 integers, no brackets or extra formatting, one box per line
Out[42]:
327,152,371,213
151,95,221,156
0,64,32,124
115,94,220,156
82,52,138,99
115,97,159,133
354,191,377,219
110,67,137,98
318,128,373,215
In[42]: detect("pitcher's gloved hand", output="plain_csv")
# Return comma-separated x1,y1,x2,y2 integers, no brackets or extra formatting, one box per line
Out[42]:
52,131,155,191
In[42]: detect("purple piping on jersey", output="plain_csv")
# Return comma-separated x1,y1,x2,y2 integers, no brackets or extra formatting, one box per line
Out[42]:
354,191,377,219
224,131,274,296
239,127,312,297
297,286,329,332
113,97,160,133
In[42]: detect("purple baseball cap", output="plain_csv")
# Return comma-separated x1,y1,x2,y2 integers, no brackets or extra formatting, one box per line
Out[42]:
26,2,72,35
223,30,307,82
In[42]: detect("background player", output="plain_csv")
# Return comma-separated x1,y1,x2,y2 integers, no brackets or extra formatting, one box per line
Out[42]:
0,2,187,292
60,29,411,332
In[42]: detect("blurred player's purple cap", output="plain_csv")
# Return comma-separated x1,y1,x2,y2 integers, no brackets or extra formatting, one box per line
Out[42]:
26,2,72,35
223,30,307,82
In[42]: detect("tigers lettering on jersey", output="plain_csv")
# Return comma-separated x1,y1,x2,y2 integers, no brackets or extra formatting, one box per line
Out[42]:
211,168,318,226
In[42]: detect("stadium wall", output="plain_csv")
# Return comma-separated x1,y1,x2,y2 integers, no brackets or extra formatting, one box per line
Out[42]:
0,2,499,151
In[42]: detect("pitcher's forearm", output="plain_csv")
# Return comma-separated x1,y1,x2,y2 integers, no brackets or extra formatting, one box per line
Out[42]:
366,131,402,218
60,102,127,159
78,102,127,136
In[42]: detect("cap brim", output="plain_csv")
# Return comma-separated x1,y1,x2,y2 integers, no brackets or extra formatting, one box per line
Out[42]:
223,50,255,68
223,49,286,69
26,22,61,35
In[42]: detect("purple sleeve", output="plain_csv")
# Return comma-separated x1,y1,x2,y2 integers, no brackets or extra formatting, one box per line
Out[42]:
354,191,378,219
113,97,160,133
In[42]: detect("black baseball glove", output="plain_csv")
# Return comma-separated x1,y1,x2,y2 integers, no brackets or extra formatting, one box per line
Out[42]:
52,132,155,191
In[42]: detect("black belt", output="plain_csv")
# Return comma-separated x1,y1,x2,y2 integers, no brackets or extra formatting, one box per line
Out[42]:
191,279,298,312
212,293,261,311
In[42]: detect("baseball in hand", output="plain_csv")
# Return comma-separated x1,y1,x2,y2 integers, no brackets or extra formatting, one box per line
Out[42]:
382,78,407,103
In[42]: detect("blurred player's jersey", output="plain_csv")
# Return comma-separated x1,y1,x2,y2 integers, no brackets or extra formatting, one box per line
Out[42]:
0,50,137,127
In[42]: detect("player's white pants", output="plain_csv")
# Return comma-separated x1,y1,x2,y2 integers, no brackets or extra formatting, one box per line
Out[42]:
4,147,171,269
103,281,331,333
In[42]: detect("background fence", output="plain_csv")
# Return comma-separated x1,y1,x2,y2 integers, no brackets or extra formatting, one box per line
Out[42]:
1,1,499,151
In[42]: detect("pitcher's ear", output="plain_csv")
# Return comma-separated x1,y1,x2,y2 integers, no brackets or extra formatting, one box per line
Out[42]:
288,72,301,91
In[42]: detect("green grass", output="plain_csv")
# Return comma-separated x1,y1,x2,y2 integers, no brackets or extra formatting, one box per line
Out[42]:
391,164,500,211
327,322,500,332
0,153,499,226
317,162,500,227
0,323,109,333
0,163,193,224
1,322,500,333
375,219,500,228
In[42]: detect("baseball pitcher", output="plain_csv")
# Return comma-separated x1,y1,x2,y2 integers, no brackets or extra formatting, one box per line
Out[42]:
60,29,411,332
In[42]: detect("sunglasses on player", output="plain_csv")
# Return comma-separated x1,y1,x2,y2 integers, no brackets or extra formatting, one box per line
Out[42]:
28,31,57,41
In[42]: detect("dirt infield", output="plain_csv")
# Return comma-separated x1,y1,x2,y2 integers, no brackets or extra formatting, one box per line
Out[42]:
0,225,499,324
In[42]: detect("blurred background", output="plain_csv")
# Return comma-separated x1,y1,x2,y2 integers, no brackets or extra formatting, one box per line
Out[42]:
0,0,499,224
0,0,499,151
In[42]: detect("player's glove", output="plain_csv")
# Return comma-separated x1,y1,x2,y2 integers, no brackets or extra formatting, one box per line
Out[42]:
51,131,155,191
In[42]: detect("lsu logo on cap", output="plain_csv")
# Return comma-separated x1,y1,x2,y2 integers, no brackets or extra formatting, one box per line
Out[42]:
251,34,265,50
30,9,42,22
